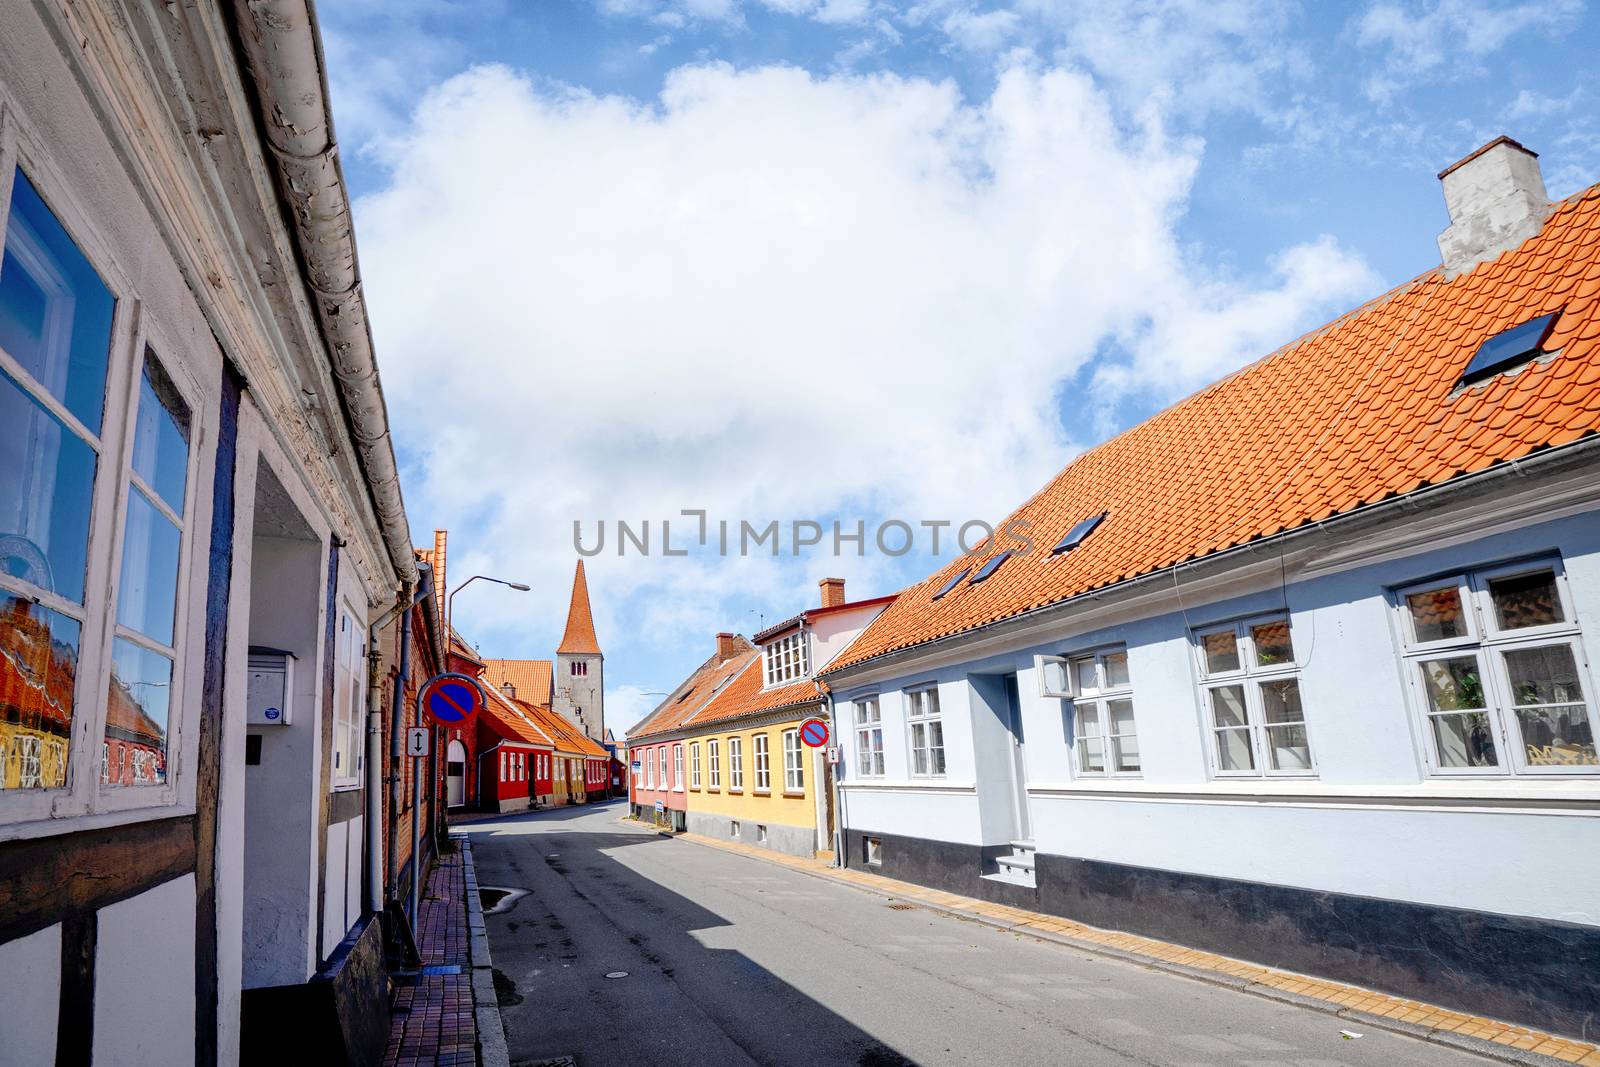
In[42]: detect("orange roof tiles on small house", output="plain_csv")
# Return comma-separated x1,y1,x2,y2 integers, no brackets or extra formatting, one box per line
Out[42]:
557,560,601,655
627,637,756,741
518,698,607,758
680,657,823,731
826,153,1600,676
481,686,555,748
483,659,553,706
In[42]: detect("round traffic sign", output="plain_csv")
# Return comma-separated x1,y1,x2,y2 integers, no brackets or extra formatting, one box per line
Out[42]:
419,672,483,727
799,718,829,748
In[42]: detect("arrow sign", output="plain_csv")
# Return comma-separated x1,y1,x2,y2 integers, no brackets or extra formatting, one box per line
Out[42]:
419,672,483,728
799,718,829,748
406,727,431,757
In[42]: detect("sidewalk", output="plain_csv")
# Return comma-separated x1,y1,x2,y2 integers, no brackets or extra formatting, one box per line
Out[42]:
384,838,510,1067
659,822,1600,1067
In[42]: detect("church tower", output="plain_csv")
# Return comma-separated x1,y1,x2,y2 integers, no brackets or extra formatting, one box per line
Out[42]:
553,560,604,742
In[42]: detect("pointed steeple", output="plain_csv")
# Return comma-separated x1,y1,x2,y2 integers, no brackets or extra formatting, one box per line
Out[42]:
556,560,601,656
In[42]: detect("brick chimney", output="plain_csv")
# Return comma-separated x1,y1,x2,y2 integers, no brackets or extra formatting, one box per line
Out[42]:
1437,136,1550,277
432,529,448,624
819,577,845,608
716,632,739,662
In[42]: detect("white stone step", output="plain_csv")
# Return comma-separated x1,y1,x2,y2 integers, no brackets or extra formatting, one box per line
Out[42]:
996,854,1034,873
984,864,1036,888
1009,840,1036,859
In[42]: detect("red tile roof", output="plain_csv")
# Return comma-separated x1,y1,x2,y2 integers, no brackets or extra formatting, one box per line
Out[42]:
828,182,1600,674
517,698,607,758
679,655,823,731
557,560,601,655
481,686,555,748
627,642,755,740
482,659,553,705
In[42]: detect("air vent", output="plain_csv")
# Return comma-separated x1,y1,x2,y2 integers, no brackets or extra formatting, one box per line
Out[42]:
932,568,969,600
1052,513,1106,555
1459,311,1560,386
968,551,1013,585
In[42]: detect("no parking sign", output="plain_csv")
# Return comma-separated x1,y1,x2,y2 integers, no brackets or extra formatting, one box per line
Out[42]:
418,672,484,728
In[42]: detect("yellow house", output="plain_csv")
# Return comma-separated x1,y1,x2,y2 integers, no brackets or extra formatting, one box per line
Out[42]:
672,578,895,859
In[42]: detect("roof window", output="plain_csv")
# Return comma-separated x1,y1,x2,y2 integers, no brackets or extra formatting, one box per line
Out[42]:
1459,311,1560,386
1052,513,1106,555
932,568,970,600
968,551,1013,585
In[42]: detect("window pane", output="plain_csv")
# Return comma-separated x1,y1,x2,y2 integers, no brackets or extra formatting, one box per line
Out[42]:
115,487,182,644
1251,620,1294,666
1406,586,1467,643
104,637,170,786
924,688,939,716
1078,733,1105,772
1431,712,1499,768
1074,707,1101,742
1265,724,1312,771
1108,698,1138,772
1489,570,1562,631
1208,685,1248,728
0,593,80,789
1103,651,1130,689
1260,679,1303,724
1503,645,1584,707
0,169,114,433
1214,728,1254,771
1503,645,1597,767
0,369,97,603
926,720,945,774
1516,706,1597,767
130,356,189,514
1419,657,1486,712
1073,657,1098,694
1202,631,1240,674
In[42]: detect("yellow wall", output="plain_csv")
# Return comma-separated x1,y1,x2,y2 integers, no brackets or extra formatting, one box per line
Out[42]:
684,716,815,830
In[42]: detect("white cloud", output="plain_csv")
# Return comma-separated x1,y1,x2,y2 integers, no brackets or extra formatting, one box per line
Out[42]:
355,60,1374,666
941,7,1021,53
1354,0,1584,101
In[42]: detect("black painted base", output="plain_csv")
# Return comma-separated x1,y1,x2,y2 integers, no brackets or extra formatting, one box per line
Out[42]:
241,915,389,1066
842,829,1600,1040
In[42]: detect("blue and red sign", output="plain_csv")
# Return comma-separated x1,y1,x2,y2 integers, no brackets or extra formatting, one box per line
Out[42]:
419,672,483,728
799,718,829,748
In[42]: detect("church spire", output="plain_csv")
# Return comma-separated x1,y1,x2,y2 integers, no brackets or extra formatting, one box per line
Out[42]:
556,560,601,656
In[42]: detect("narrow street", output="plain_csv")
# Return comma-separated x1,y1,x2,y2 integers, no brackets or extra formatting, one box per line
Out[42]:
466,802,1498,1067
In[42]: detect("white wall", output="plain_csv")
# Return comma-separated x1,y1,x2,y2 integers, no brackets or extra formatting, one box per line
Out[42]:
810,601,891,672
94,875,196,1067
0,924,60,1066
832,508,1600,923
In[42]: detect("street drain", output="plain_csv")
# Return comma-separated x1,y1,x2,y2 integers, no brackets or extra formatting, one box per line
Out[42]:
604,971,629,979
886,903,917,911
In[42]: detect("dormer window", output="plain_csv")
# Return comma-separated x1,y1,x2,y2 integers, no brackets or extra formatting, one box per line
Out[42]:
763,631,808,686
1052,513,1106,555
1458,310,1560,387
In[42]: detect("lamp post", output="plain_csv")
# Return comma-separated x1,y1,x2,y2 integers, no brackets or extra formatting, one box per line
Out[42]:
445,574,531,641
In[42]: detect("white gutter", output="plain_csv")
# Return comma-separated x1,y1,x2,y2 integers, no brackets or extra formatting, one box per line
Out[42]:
228,0,417,585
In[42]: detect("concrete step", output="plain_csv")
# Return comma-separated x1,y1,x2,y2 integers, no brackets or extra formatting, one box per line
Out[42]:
983,867,1036,888
1009,840,1036,859
996,854,1035,872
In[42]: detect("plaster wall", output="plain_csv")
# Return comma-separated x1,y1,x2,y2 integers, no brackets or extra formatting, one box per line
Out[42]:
0,923,59,1066
94,875,196,1067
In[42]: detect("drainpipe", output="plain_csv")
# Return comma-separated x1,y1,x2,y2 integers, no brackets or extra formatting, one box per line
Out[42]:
388,562,432,912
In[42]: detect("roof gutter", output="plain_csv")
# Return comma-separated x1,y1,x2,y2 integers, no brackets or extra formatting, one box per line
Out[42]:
823,435,1600,683
228,0,416,585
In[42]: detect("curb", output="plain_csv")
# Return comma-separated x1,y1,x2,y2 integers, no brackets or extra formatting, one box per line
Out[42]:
457,835,511,1067
669,830,1586,1067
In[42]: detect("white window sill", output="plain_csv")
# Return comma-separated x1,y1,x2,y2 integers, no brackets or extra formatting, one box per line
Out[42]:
0,799,197,843
1025,778,1600,814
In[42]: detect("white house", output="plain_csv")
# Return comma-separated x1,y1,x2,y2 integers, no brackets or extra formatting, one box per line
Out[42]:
0,3,430,1064
821,137,1600,1040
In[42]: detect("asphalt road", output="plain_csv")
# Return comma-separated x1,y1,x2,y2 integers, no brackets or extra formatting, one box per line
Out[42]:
466,801,1500,1067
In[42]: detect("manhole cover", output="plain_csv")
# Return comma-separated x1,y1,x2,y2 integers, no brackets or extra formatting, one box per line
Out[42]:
604,971,629,979
886,903,917,911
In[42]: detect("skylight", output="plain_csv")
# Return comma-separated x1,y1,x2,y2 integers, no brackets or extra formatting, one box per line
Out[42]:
932,568,969,600
1052,513,1106,555
1459,311,1560,385
968,551,1013,585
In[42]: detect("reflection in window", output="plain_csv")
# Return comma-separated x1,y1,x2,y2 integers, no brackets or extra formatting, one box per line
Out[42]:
1488,570,1563,631
1406,586,1467,643
0,594,80,789
104,638,170,786
129,357,190,514
1197,615,1309,776
115,489,181,643
0,169,114,433
1201,630,1240,674
0,369,98,603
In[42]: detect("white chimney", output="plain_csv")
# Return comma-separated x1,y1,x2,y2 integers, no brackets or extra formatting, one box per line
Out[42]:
1437,136,1550,277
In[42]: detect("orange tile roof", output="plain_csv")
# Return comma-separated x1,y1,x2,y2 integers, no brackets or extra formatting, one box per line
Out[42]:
557,560,601,655
628,643,756,740
679,655,823,731
482,659,553,705
828,182,1600,674
481,686,554,748
517,698,607,758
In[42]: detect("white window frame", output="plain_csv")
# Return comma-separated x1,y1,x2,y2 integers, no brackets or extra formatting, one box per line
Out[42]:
1193,613,1315,779
690,742,701,789
1395,558,1597,778
753,732,771,792
904,684,946,778
645,746,654,789
728,736,744,791
782,728,804,793
763,631,809,687
852,696,884,777
673,744,684,792
1068,649,1140,778
708,739,721,789
659,745,668,790
0,121,212,829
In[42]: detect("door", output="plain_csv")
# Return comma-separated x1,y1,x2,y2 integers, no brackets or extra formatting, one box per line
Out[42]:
446,739,467,808
1002,674,1031,840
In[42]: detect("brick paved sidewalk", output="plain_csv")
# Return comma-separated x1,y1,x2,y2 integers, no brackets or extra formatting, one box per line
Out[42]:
384,838,510,1067
657,822,1600,1067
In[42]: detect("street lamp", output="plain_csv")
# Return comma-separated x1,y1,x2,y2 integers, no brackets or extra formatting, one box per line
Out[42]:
445,574,531,640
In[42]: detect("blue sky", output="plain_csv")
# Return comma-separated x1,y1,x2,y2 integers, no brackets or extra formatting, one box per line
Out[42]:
321,0,1597,731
